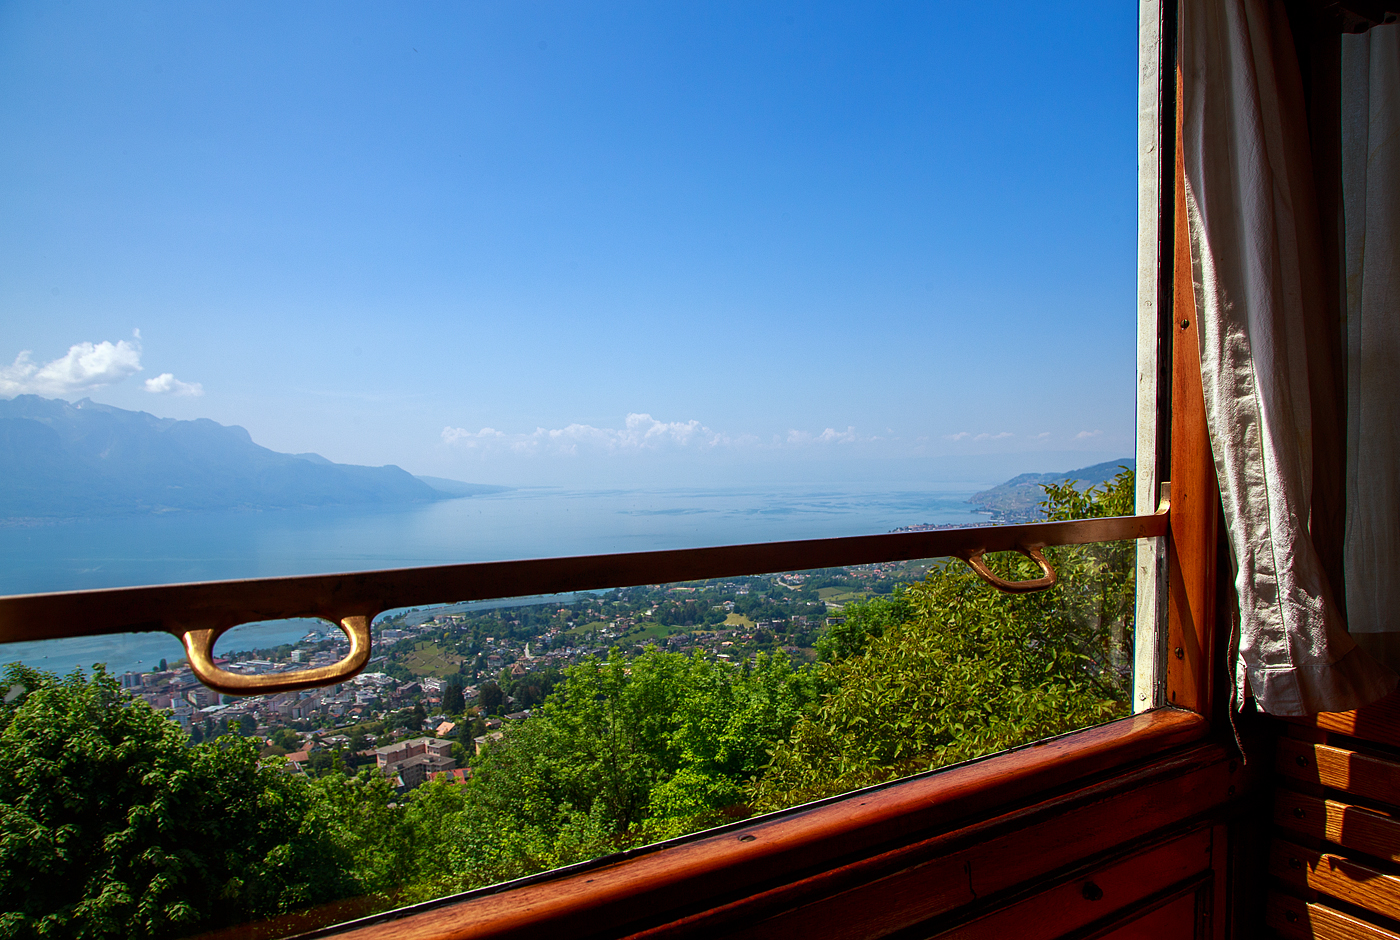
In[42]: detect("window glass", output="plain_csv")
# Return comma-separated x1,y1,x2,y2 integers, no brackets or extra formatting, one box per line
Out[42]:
0,3,1138,936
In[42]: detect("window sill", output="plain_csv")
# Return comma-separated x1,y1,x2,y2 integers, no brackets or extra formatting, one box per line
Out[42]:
317,707,1207,940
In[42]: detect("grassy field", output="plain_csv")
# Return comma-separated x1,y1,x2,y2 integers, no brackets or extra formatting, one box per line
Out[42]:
563,620,612,637
816,589,868,606
400,641,464,678
618,621,703,644
722,613,756,628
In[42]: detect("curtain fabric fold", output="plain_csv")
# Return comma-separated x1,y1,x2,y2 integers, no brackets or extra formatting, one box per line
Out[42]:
1181,0,1396,716
1343,25,1400,671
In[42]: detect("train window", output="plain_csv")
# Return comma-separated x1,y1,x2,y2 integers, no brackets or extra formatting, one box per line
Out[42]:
0,4,1157,936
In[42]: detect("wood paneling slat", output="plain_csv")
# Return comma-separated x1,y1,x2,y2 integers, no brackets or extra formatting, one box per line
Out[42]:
926,829,1211,940
1274,792,1400,864
1267,891,1400,940
1272,840,1400,923
1276,739,1400,807
1295,693,1400,752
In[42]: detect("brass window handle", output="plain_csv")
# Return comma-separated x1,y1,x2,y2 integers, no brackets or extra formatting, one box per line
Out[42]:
175,615,373,696
959,546,1057,594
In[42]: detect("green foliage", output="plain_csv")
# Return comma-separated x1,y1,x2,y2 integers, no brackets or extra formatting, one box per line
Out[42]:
270,728,300,751
0,664,364,938
815,587,913,662
442,676,465,715
477,681,504,713
750,469,1137,810
405,648,817,894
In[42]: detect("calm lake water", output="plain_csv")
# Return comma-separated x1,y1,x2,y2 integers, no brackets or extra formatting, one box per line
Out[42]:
0,482,991,677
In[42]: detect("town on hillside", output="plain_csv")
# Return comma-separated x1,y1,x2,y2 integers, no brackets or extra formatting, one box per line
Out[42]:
118,559,937,791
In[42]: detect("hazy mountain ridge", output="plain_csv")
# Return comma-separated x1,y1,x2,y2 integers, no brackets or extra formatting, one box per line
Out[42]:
0,396,486,520
969,458,1135,523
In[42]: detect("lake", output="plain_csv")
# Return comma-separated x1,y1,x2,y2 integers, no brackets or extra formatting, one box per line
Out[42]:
0,481,992,676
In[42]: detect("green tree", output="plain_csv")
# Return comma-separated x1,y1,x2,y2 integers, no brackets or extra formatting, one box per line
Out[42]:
751,469,1137,811
477,682,504,713
271,727,300,751
406,648,817,894
0,664,361,938
814,587,914,662
443,677,465,715
347,727,369,753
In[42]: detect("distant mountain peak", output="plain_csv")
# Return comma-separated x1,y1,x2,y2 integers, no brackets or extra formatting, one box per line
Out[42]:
969,458,1134,524
0,396,501,521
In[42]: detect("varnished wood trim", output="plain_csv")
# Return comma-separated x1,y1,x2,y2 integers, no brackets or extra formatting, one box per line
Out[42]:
315,710,1207,940
1277,738,1400,807
1166,62,1219,718
1268,892,1400,940
925,830,1212,940
1272,839,1400,923
1274,792,1400,865
0,513,1167,647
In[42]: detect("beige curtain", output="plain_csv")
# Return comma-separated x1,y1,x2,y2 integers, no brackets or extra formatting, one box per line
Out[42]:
1344,25,1400,671
1181,0,1396,715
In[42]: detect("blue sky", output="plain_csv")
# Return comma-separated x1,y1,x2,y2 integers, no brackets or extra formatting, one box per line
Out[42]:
0,1,1138,487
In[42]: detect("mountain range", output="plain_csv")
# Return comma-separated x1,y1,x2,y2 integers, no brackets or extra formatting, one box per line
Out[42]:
1,395,1131,525
0,396,504,521
968,458,1135,523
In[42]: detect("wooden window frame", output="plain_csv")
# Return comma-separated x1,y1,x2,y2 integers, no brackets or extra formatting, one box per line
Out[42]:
0,1,1232,936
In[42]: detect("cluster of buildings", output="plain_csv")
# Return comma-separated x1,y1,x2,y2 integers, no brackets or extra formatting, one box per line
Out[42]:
110,570,906,795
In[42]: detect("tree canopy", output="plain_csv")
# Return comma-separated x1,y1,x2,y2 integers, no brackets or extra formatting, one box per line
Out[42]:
751,468,1136,809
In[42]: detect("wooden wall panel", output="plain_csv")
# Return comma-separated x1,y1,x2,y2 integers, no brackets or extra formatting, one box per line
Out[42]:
1276,738,1400,807
1294,693,1400,751
927,829,1211,940
1096,889,1203,940
1267,893,1400,940
1272,840,1400,923
1274,791,1400,864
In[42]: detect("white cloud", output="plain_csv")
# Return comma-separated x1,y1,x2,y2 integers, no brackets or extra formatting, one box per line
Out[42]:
945,430,1012,442
442,427,506,446
816,426,857,444
144,372,205,397
0,338,143,398
443,413,739,456
785,426,858,445
1034,432,1051,440
1075,429,1103,439
443,413,879,457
